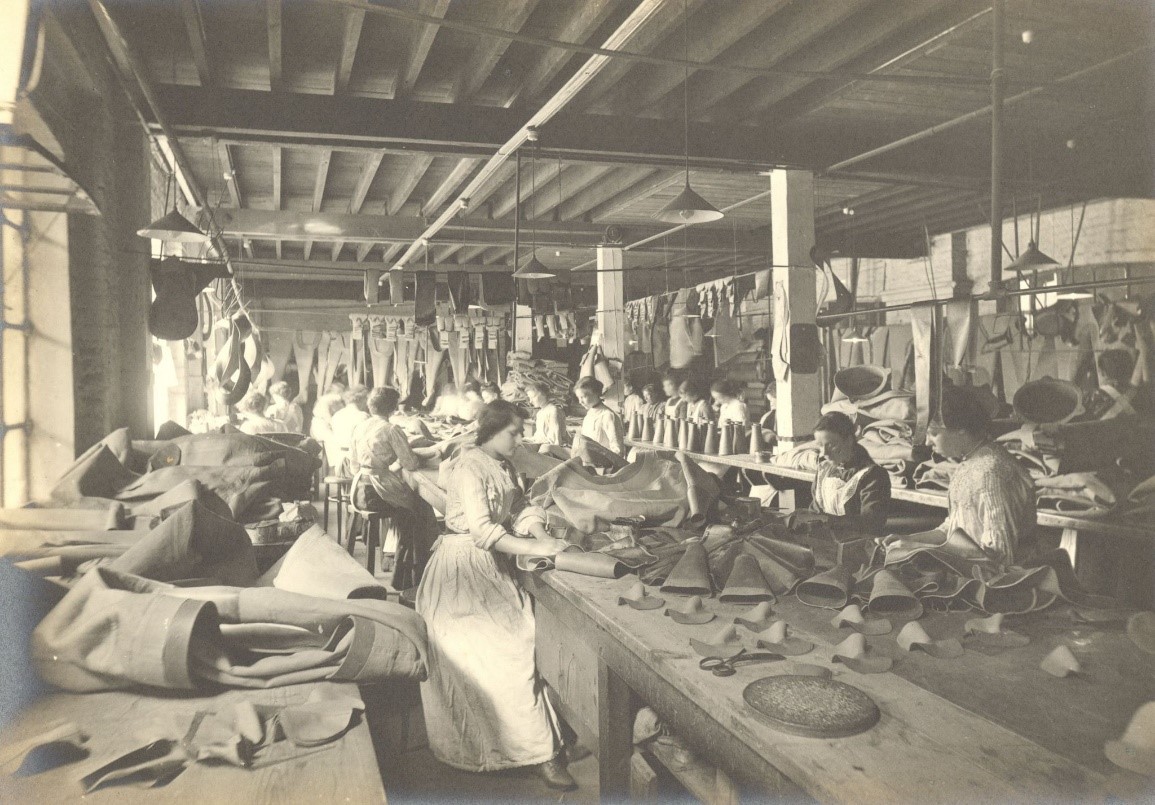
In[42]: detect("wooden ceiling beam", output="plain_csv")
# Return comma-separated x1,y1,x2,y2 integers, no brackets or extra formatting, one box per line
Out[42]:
585,170,683,222
555,166,657,221
331,150,386,258
450,0,540,102
179,0,212,87
152,84,827,172
712,0,960,124
303,150,332,261
592,0,792,119
267,0,283,91
388,154,434,215
335,6,366,94
652,0,870,122
204,208,770,254
421,157,479,218
526,164,616,222
488,156,562,220
504,0,619,108
401,0,451,95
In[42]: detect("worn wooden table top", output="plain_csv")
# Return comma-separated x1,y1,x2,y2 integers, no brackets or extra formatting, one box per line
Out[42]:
530,567,1155,802
0,683,386,804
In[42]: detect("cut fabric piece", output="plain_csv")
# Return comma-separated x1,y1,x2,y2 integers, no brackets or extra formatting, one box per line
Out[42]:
753,621,813,656
719,553,773,603
734,601,774,631
516,550,628,579
479,274,515,306
866,568,924,620
31,567,428,693
664,595,714,625
961,613,1030,650
830,633,892,674
1105,703,1155,777
413,274,436,326
895,621,963,659
1040,645,1081,677
257,525,386,600
617,581,664,611
796,565,852,610
690,625,743,658
660,541,712,596
109,500,258,587
831,604,892,636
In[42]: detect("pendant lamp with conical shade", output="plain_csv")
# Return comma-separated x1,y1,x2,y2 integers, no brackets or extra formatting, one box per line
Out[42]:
1006,240,1059,272
513,141,556,279
138,208,211,243
653,0,722,226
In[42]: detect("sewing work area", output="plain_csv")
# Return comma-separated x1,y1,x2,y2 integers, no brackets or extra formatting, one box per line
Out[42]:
2,0,1155,802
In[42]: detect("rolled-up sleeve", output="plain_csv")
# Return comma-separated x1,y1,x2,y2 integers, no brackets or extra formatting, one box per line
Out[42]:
459,473,510,550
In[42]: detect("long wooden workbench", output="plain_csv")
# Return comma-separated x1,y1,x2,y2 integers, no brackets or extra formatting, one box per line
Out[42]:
0,682,387,804
524,567,1155,802
627,438,1154,543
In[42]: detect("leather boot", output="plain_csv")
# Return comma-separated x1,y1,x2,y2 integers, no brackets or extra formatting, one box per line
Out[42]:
536,757,577,791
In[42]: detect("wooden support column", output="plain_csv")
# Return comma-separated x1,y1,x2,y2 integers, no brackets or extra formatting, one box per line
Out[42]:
596,246,625,394
769,169,820,446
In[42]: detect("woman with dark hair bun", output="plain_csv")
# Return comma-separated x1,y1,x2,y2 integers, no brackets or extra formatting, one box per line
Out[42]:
885,386,1035,566
804,411,891,536
415,400,576,790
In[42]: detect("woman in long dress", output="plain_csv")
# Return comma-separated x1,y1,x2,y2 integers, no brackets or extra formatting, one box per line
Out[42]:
416,401,577,789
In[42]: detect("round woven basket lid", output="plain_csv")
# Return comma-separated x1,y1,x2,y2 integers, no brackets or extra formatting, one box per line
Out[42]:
743,675,880,738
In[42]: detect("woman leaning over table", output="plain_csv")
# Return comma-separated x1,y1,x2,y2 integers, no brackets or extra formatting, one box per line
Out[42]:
415,401,576,790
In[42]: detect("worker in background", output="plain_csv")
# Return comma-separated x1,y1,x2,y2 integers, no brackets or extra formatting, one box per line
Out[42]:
458,381,485,421
347,386,439,592
711,379,749,425
266,381,304,433
1085,347,1151,419
884,386,1035,567
759,380,777,434
327,386,370,471
574,376,626,456
802,412,891,536
311,381,346,444
621,378,645,424
481,383,502,404
525,380,569,448
680,377,714,423
642,383,666,420
661,370,686,419
236,391,283,435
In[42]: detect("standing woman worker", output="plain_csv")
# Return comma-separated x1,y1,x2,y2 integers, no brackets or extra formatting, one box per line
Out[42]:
416,401,575,789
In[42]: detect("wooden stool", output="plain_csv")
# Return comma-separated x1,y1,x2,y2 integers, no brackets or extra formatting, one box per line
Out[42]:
345,502,391,576
322,475,351,539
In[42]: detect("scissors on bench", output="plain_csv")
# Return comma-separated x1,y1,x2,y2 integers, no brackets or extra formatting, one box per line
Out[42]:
698,649,784,677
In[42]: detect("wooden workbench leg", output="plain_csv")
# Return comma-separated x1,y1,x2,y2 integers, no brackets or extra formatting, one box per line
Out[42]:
598,655,637,802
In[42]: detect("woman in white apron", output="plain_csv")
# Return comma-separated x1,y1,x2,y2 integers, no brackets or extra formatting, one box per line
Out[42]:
416,401,576,789
807,412,892,536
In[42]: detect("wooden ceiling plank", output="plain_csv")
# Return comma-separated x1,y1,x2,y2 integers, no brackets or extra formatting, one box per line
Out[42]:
593,0,793,118
179,0,212,87
401,0,452,95
489,155,562,220
380,243,404,265
572,0,711,113
335,6,367,94
267,0,283,91
556,166,657,221
272,145,282,258
303,149,333,261
451,0,541,102
586,170,683,222
652,0,870,122
215,138,242,208
717,0,960,124
768,3,991,128
421,157,480,217
388,154,435,215
351,151,385,213
355,242,375,261
505,0,620,107
528,164,615,221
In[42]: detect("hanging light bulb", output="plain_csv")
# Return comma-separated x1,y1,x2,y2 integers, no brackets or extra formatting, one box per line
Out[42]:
512,139,556,279
653,0,722,225
138,172,210,243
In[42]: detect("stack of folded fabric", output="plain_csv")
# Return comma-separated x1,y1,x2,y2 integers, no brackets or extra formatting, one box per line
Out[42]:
821,365,916,424
771,441,821,472
858,419,916,488
500,356,571,405
1034,471,1127,518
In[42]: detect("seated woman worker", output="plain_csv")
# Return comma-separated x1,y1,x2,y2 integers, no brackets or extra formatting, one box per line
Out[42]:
804,412,891,536
883,386,1035,568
